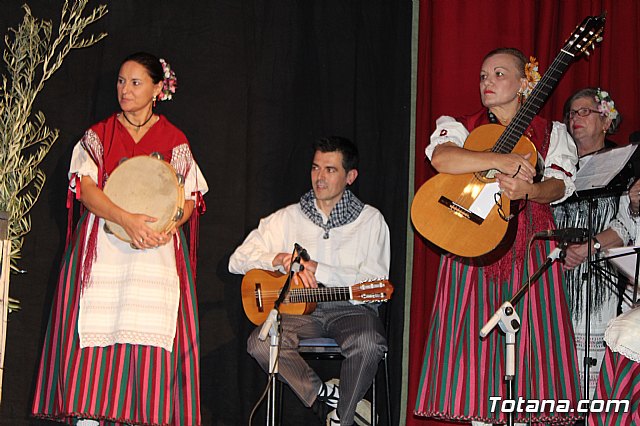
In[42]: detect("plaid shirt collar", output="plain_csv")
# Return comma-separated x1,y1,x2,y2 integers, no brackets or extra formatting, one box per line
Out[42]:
299,189,364,239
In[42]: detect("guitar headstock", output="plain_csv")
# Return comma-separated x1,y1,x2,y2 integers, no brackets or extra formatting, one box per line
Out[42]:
351,279,394,303
563,12,606,58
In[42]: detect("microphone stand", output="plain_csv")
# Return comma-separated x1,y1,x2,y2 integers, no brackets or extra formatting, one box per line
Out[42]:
260,245,303,426
582,198,597,401
480,242,567,426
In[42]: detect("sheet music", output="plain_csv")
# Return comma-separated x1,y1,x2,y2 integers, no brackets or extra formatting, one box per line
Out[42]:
605,246,640,281
574,144,638,192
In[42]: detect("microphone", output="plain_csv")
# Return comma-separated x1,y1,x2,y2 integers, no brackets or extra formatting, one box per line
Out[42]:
294,243,310,261
533,227,589,241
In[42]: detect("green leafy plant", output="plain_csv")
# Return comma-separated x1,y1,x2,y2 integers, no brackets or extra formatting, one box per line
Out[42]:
0,1,108,271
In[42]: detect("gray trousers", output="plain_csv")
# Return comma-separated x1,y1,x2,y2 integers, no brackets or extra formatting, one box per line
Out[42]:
247,302,387,425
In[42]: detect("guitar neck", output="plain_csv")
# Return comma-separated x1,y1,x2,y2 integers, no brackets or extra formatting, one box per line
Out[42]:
492,50,574,154
287,286,351,303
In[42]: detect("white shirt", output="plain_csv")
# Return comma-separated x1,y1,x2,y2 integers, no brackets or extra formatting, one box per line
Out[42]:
603,194,640,311
608,193,639,245
228,201,390,287
425,115,578,203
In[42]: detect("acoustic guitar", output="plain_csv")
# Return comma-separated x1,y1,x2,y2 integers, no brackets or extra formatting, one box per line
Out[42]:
411,13,606,258
241,269,394,325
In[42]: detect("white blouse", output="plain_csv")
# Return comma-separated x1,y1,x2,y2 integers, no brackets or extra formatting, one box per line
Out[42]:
425,115,578,203
68,139,208,351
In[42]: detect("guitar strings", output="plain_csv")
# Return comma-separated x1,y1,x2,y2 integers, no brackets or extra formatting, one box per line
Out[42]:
253,289,351,294
253,289,352,296
253,287,372,303
499,58,564,151
254,289,351,303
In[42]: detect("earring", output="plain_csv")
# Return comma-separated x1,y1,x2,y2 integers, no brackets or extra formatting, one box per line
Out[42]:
152,95,157,108
517,91,525,104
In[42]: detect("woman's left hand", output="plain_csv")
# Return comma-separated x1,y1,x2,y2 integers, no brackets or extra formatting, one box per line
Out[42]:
563,242,589,269
154,227,177,248
136,230,173,250
495,174,533,201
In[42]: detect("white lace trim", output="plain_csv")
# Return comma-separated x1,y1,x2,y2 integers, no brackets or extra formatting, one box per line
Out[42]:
545,167,575,205
80,331,174,351
170,143,193,177
81,129,104,169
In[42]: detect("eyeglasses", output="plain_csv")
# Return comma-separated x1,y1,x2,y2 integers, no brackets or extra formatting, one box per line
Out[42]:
567,107,601,119
494,191,528,222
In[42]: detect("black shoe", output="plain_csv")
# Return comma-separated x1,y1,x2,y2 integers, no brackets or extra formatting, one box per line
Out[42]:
312,399,331,424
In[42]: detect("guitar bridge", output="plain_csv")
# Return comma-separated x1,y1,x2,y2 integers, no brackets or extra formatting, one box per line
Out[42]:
438,196,484,225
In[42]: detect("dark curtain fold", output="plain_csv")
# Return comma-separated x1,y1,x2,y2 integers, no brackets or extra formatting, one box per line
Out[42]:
408,1,640,425
0,1,411,425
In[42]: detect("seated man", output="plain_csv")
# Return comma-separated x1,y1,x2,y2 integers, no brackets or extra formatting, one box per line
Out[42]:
229,136,390,426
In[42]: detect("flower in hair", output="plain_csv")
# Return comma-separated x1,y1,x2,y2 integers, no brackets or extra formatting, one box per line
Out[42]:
595,88,618,121
158,58,177,101
522,56,541,98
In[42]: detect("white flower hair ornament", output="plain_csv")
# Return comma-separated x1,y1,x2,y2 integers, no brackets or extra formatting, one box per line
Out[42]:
522,56,541,99
595,88,618,121
158,58,177,101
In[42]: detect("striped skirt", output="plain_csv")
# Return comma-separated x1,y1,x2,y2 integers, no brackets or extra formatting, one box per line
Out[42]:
414,240,582,424
32,229,201,426
588,348,640,426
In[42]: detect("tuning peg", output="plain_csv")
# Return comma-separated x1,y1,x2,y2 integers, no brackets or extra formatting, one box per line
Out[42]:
596,37,603,42
584,50,591,56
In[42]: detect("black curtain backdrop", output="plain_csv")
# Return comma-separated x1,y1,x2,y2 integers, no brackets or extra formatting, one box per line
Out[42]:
0,1,411,425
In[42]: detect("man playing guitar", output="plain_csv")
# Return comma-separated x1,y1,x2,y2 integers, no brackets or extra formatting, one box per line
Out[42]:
229,136,390,426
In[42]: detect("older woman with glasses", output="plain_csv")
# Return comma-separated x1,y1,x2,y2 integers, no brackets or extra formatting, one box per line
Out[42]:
552,87,629,399
589,176,640,426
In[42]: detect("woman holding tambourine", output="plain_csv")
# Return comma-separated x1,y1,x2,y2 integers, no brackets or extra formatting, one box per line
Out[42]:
33,52,208,426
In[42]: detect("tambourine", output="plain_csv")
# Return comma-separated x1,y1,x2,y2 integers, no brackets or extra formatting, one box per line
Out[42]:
103,154,185,242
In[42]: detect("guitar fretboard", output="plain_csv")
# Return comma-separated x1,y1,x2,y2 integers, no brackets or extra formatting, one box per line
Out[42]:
286,287,351,303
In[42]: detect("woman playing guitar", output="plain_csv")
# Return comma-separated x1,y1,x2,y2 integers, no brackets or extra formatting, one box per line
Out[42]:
413,48,582,425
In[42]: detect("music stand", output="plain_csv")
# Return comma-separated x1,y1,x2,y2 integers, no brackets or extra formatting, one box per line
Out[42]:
595,246,640,308
567,142,640,399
